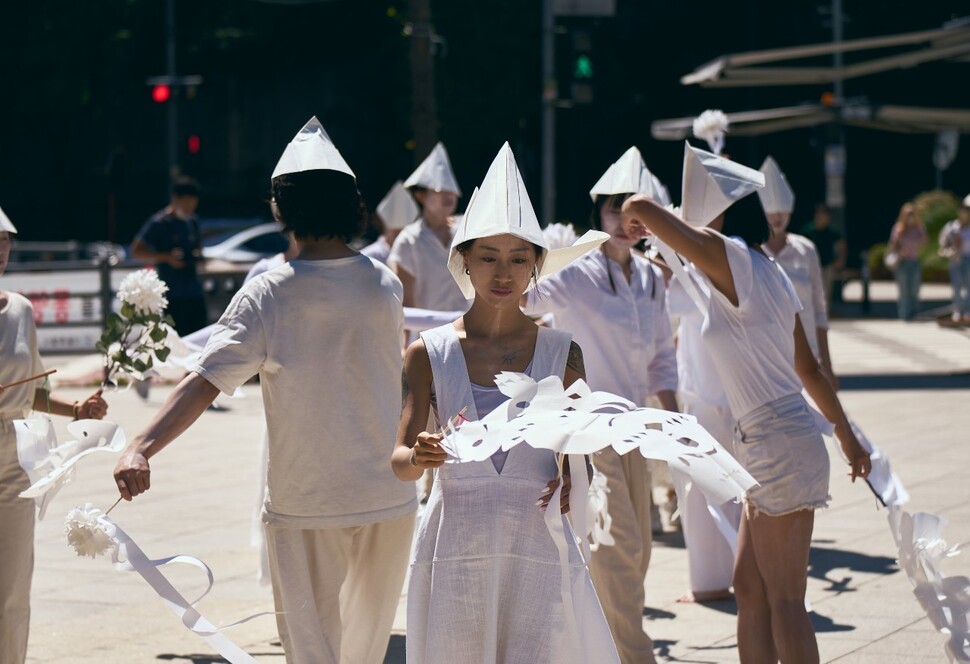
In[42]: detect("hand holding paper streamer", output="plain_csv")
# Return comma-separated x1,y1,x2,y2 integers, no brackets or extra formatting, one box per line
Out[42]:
440,372,757,506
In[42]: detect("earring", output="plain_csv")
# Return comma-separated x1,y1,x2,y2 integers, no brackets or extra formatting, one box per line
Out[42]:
464,268,470,275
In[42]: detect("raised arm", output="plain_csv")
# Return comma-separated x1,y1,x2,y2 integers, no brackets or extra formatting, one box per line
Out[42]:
113,372,220,500
621,195,739,306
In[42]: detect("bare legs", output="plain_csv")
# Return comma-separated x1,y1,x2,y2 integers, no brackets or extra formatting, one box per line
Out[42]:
734,509,818,664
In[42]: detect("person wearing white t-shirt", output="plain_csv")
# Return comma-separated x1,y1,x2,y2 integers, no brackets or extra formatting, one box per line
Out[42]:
524,193,675,664
939,197,970,323
113,123,417,664
621,191,870,664
388,143,469,314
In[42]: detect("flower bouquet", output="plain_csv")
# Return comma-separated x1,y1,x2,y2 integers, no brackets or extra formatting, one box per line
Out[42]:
97,269,174,387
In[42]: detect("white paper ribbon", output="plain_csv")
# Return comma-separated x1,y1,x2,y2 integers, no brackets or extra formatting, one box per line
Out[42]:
97,516,274,663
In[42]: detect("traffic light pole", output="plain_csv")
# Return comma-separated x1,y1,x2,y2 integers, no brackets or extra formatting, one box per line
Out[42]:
541,0,556,226
166,0,178,185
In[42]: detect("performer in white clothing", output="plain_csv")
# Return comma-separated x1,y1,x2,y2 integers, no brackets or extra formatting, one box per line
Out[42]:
621,151,871,663
388,142,469,313
523,147,675,664
666,212,742,604
392,143,617,663
758,157,835,379
0,210,108,664
360,181,419,264
114,118,416,664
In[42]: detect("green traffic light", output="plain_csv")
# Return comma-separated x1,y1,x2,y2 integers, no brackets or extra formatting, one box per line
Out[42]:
574,54,593,79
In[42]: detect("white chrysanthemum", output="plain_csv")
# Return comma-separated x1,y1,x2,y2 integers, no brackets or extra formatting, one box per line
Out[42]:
542,223,579,251
692,109,730,155
65,503,116,559
118,269,169,315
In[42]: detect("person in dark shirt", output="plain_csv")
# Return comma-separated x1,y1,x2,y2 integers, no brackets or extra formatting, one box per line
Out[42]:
131,177,207,334
801,203,846,308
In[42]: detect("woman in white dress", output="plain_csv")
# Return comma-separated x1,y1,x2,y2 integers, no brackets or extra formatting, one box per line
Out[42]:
621,189,871,664
392,144,617,663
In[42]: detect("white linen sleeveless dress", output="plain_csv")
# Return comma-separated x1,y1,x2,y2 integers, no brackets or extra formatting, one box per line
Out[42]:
407,324,618,664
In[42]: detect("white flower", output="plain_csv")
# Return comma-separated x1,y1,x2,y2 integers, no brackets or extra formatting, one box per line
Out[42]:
542,223,579,251
117,269,169,315
65,503,116,559
692,109,730,154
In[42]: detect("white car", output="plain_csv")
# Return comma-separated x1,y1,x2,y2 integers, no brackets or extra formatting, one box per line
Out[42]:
202,223,289,263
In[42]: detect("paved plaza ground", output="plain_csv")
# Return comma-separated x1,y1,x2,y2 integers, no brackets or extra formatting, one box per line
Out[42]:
25,313,970,663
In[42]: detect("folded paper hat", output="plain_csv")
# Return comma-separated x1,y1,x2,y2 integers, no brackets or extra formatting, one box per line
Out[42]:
757,156,795,215
588,146,671,206
963,193,970,208
376,181,419,230
680,143,765,227
271,116,355,180
448,142,608,299
404,142,462,196
0,206,17,234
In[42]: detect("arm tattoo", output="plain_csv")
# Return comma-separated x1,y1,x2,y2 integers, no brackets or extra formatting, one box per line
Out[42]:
566,341,585,377
401,369,410,411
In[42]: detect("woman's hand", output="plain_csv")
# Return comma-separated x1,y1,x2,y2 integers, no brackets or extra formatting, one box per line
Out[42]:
78,389,108,420
537,475,572,514
838,431,871,482
620,195,653,240
411,432,448,469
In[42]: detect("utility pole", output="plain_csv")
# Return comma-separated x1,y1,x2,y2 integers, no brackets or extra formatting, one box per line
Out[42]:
541,0,556,226
166,0,178,183
408,0,439,162
825,0,847,235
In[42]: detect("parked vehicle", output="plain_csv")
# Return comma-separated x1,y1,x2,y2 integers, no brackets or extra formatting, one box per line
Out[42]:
202,223,289,263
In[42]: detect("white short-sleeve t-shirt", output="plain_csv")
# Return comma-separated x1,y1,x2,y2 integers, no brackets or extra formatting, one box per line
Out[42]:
195,255,416,528
699,232,804,420
762,233,828,357
666,272,728,408
524,251,678,404
388,218,469,312
0,293,45,419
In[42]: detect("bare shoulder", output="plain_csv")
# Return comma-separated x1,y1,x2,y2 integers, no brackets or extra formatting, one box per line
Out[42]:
404,338,431,370
566,341,585,378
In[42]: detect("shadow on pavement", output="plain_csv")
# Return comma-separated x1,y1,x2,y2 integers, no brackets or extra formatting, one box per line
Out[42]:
384,634,406,664
810,610,856,633
840,372,970,391
809,545,898,595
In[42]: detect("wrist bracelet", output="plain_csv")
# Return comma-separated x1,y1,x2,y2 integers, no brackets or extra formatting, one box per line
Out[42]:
72,401,81,420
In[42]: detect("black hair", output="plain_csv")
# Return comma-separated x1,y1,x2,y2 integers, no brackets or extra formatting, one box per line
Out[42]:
722,194,772,247
588,194,632,294
270,170,366,242
171,176,201,198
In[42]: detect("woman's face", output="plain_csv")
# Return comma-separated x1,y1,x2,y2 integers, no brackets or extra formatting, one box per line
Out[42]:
599,195,638,250
463,234,539,308
902,205,919,227
416,190,459,220
766,212,791,236
0,232,11,277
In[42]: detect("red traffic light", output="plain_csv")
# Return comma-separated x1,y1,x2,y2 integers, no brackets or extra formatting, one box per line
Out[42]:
187,135,201,154
151,84,171,103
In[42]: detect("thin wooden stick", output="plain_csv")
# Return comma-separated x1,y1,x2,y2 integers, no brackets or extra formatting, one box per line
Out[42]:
104,496,123,516
439,406,469,435
0,369,57,390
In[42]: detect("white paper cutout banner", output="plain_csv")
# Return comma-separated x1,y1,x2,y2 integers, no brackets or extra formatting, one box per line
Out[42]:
888,505,970,662
74,510,274,663
16,417,126,519
441,372,758,506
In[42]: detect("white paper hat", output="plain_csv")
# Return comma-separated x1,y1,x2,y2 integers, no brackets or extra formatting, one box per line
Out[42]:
448,142,608,299
271,116,355,180
376,181,419,230
0,206,17,233
962,193,970,208
404,142,462,196
680,143,765,227
757,156,795,214
588,147,670,206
